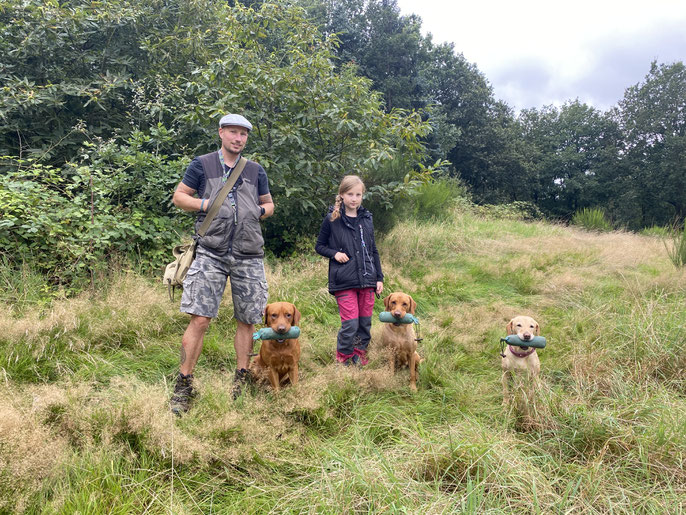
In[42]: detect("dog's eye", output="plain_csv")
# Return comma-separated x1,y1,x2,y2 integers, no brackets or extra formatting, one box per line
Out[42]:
286,313,292,318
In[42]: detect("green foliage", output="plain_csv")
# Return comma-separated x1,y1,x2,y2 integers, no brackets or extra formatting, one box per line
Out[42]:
411,176,468,220
300,0,511,191
0,147,185,285
664,224,686,268
0,0,433,283
302,0,426,112
572,207,612,232
612,61,686,229
640,225,670,237
476,200,544,221
519,100,621,218
0,0,209,163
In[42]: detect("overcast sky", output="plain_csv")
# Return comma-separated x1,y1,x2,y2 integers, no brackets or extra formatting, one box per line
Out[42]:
395,0,686,112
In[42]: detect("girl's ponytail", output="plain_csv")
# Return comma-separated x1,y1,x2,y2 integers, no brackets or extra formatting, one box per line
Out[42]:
330,194,343,221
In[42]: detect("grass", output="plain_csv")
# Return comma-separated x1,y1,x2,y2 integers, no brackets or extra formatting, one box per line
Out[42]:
665,224,686,268
1,204,685,513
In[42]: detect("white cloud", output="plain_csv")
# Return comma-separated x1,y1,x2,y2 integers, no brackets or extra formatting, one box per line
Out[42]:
396,0,686,110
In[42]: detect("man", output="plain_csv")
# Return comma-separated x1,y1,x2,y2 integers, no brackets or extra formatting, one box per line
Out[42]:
170,113,274,415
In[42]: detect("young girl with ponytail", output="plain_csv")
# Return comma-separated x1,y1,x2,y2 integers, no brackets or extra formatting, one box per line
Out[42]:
315,175,384,366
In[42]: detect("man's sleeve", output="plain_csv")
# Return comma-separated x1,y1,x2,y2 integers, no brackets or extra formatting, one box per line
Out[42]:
257,165,270,196
181,158,205,196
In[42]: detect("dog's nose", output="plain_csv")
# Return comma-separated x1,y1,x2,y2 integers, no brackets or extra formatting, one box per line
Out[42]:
522,332,532,340
276,325,287,333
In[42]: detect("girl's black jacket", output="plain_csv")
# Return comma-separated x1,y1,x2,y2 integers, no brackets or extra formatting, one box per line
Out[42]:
315,206,384,294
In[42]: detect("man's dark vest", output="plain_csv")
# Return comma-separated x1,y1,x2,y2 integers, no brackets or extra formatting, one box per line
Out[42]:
194,152,264,258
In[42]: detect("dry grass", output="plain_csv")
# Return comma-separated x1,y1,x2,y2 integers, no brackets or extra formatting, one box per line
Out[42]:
0,386,70,512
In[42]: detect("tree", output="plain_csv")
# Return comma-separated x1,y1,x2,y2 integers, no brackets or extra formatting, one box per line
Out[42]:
301,0,522,195
518,101,621,219
0,0,224,164
612,61,686,228
0,0,432,284
302,0,427,111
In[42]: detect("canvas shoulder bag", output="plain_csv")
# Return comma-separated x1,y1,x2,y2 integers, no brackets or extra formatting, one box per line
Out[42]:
163,156,248,300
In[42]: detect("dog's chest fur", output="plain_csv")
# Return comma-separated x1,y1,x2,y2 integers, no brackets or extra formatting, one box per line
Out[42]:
262,340,300,374
383,324,416,366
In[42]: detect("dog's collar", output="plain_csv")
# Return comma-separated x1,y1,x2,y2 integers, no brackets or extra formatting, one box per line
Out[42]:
508,345,536,358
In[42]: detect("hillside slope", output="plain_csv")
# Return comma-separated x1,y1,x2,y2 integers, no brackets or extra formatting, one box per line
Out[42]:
1,207,684,513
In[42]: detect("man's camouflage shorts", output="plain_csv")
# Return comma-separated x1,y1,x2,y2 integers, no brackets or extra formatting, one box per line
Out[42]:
180,245,267,323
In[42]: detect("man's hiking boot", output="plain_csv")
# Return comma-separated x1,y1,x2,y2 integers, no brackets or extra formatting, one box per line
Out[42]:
231,368,251,400
170,372,195,415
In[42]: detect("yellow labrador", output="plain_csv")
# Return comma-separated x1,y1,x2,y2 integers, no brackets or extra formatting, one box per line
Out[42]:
501,316,541,407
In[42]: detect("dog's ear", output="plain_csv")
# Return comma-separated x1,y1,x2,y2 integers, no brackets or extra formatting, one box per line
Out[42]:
264,304,271,325
534,322,540,336
292,305,301,326
506,319,515,335
383,294,391,310
408,295,417,315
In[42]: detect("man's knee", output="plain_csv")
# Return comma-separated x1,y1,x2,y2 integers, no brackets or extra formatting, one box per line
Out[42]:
236,319,255,332
189,315,211,332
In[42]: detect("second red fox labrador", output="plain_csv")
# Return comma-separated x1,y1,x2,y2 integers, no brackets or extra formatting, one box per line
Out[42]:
250,302,301,392
381,292,422,390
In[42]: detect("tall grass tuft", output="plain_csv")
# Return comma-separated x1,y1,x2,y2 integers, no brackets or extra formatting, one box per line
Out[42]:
572,207,612,231
641,225,670,237
664,223,686,267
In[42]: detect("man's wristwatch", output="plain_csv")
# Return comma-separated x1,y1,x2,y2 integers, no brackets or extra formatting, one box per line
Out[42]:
260,206,265,217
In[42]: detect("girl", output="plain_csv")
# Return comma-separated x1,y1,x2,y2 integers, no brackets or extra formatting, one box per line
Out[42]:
315,175,384,366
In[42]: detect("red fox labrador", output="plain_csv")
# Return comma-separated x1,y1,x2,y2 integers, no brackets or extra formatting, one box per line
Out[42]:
382,292,422,390
250,302,301,392
501,315,541,407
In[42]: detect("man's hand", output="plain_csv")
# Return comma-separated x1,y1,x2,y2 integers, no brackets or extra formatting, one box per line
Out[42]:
334,252,349,263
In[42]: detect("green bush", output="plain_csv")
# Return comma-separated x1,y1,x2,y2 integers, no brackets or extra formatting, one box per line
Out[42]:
477,201,544,221
572,207,612,231
361,159,427,234
411,177,468,220
0,151,184,287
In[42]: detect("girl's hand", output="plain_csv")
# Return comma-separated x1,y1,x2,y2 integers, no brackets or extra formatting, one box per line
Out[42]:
376,282,384,295
334,252,349,263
